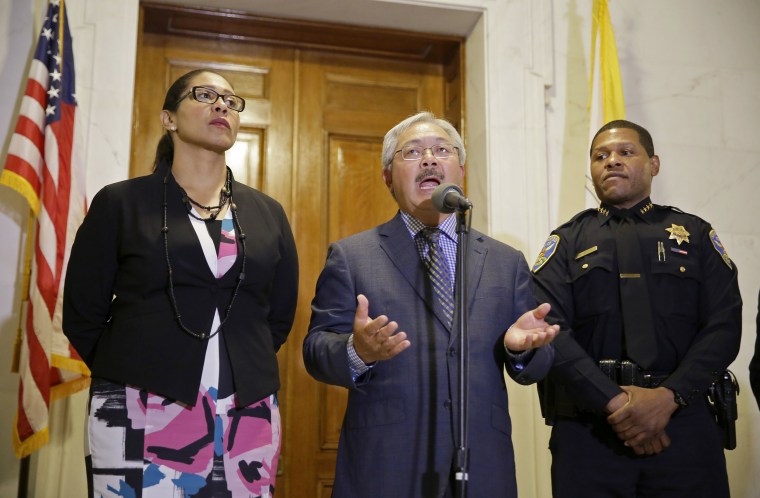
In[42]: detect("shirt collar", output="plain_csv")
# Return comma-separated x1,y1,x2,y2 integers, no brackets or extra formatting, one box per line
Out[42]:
597,197,655,225
400,210,457,242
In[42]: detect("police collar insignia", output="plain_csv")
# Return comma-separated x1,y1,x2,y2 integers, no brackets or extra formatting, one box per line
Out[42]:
665,224,690,245
709,229,732,269
532,235,560,273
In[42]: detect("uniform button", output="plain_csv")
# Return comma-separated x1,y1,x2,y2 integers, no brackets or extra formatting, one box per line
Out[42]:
680,266,686,273
582,263,589,269
444,399,452,408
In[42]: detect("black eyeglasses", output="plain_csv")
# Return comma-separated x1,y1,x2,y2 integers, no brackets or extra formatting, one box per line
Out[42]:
176,86,246,112
394,143,459,162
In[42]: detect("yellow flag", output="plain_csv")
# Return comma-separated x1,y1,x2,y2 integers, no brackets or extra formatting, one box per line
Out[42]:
586,0,626,207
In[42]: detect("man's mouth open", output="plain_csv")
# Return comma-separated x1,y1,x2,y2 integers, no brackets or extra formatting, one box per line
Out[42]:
419,178,441,191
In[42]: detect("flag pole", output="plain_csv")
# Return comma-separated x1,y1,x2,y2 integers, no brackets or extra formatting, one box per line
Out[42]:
17,456,30,498
15,228,32,498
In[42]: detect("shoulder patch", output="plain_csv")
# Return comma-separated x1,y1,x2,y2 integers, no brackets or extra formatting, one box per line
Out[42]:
532,235,560,273
709,229,732,269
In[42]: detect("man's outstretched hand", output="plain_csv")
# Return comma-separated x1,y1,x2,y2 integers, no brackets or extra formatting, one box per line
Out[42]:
504,303,560,351
352,294,411,364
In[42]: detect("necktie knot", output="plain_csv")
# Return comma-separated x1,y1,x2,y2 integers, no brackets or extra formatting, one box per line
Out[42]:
420,227,441,245
611,208,635,223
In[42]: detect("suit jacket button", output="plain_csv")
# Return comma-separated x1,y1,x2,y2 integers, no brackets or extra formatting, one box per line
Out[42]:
444,399,452,409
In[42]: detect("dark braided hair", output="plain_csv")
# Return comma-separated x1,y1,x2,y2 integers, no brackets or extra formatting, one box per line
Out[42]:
151,69,225,171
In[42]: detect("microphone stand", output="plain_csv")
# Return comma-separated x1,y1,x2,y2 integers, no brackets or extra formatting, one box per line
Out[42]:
453,205,470,498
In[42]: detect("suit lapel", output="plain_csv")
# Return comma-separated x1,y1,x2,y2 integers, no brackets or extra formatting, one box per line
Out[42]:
378,214,452,330
465,231,488,310
448,231,488,345
164,171,219,282
378,214,488,332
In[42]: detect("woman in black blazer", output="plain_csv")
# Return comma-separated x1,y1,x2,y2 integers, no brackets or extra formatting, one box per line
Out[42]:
63,68,298,498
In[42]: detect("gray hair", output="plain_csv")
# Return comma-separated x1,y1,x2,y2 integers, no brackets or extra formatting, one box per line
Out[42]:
381,111,466,171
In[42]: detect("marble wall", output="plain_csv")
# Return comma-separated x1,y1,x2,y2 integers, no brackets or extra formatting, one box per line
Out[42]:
0,0,757,496
0,0,138,496
546,2,760,496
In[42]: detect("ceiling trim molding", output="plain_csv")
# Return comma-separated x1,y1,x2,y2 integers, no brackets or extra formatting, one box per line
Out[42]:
141,2,462,63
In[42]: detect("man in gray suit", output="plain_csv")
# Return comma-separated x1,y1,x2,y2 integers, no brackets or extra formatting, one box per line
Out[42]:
303,112,558,497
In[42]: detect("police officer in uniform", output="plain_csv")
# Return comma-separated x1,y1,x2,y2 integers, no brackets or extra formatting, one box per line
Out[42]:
531,120,742,497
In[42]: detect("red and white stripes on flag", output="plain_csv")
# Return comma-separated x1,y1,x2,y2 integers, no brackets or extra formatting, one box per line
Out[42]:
0,0,89,458
586,0,626,208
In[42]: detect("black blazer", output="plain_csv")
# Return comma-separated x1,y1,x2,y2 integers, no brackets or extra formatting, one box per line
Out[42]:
63,162,298,406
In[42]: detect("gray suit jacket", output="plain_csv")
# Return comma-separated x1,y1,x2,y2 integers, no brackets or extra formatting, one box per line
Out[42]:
303,213,553,498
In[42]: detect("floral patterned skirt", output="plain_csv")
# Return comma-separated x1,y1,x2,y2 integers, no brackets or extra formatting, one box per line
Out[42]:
85,378,281,498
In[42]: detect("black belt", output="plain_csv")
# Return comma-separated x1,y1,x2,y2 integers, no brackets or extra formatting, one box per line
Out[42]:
547,360,673,421
598,359,670,388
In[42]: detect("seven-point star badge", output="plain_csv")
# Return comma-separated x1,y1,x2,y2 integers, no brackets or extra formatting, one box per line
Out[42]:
665,224,690,245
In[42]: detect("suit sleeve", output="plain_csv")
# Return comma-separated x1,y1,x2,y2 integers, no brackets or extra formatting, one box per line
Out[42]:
302,242,356,388
267,202,299,352
505,252,555,385
62,187,120,368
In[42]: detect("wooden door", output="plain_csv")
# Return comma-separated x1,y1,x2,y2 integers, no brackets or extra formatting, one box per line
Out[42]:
287,50,448,497
132,6,463,496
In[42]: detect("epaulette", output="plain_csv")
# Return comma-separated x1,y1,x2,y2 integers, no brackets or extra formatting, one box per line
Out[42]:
658,204,711,225
554,207,598,230
658,204,685,214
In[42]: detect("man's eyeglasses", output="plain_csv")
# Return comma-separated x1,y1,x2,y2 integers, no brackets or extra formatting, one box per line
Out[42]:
394,143,459,162
176,86,246,112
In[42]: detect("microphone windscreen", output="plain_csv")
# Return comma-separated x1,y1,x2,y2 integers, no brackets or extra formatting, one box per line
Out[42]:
431,183,463,213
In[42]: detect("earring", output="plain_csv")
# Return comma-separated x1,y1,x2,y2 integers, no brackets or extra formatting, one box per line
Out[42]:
170,126,176,131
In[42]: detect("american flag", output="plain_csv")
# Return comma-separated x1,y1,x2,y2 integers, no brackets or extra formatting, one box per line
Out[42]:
0,0,90,458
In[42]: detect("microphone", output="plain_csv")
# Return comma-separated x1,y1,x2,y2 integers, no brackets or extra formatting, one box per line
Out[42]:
431,183,472,213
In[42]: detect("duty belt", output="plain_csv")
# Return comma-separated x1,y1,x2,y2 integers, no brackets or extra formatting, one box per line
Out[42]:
598,359,670,388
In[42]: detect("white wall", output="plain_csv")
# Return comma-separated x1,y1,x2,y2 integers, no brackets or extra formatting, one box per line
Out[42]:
0,0,757,496
0,2,36,493
545,1,760,496
0,0,138,496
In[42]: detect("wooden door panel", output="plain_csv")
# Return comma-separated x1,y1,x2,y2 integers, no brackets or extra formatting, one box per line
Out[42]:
328,137,396,241
226,129,263,189
286,50,447,497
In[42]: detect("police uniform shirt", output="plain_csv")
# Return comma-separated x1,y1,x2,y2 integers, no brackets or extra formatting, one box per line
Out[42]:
531,197,742,415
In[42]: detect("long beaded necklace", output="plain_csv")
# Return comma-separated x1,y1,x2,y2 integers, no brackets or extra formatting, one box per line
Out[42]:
162,169,247,340
179,169,232,222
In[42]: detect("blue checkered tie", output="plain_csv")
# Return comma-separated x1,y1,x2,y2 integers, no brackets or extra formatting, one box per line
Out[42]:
421,228,455,326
